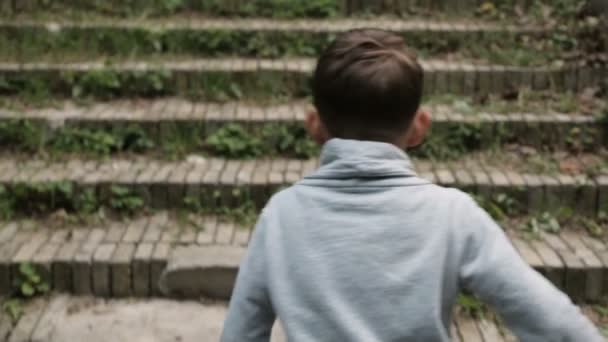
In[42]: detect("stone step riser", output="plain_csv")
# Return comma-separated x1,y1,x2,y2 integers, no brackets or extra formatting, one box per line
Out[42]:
0,167,606,215
0,0,535,17
0,21,547,61
2,113,605,154
1,62,605,99
0,112,608,158
4,98,606,153
9,295,605,342
0,227,607,303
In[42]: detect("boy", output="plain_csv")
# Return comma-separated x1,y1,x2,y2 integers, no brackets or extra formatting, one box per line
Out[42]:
221,29,602,341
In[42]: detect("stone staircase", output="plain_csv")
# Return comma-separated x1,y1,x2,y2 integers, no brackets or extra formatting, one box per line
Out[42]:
0,0,607,340
0,295,604,342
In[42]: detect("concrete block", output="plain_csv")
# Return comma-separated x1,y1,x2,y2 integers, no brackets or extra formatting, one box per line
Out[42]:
8,298,48,342
93,244,116,297
111,244,135,297
543,233,586,302
151,243,171,296
160,246,245,300
133,243,154,297
53,242,81,293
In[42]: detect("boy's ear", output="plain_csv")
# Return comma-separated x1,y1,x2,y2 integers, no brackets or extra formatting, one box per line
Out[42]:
405,109,431,148
306,110,329,145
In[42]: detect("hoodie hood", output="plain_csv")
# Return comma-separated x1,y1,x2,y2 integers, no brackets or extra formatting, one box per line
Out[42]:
301,138,426,187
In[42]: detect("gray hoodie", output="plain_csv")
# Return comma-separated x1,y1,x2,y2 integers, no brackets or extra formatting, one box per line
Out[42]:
222,139,602,341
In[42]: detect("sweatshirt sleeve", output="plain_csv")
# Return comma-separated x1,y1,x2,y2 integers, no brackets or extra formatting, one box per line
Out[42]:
221,213,276,342
458,196,602,341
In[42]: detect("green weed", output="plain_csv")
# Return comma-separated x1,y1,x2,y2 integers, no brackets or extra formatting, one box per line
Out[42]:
10,182,75,215
205,123,318,159
215,201,258,228
161,0,185,13
205,124,264,159
1,26,572,67
414,123,484,160
520,208,577,239
581,211,607,238
0,183,145,218
4,262,50,324
197,0,339,18
474,193,522,221
2,299,22,325
0,185,14,220
74,189,99,215
183,198,258,228
51,128,120,156
161,123,205,160
183,188,258,227
457,294,486,319
50,126,154,157
13,263,49,298
566,127,597,153
426,91,590,116
521,212,562,238
0,76,51,104
183,196,205,212
1,119,318,159
476,0,581,22
67,69,173,100
0,119,45,153
262,124,319,159
109,186,144,215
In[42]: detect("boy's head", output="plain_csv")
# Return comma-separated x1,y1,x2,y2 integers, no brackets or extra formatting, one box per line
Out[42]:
308,29,430,148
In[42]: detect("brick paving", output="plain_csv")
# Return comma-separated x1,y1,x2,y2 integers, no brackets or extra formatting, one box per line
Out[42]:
0,154,605,213
3,99,600,122
0,0,590,17
1,58,605,96
0,212,606,301
2,99,603,150
3,18,547,34
4,295,603,342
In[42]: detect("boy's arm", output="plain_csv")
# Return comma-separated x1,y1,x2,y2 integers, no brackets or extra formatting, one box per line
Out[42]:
221,213,276,342
458,197,602,341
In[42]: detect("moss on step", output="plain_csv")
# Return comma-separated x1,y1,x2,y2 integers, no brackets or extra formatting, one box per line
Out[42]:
0,111,606,163
0,24,574,66
0,180,260,221
0,0,582,21
3,62,608,104
1,0,340,19
0,119,320,159
0,115,605,160
0,68,312,102
426,90,607,117
0,182,159,220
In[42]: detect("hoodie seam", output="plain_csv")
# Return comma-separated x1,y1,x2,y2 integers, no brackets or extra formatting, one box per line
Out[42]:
295,182,432,189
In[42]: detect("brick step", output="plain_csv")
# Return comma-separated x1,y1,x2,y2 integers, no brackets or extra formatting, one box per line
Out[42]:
1,19,553,63
0,0,554,18
0,212,607,302
2,295,606,341
2,99,605,152
0,154,606,215
4,18,546,33
1,59,604,100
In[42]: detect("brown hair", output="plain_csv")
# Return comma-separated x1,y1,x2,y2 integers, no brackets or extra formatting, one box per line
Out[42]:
312,29,424,143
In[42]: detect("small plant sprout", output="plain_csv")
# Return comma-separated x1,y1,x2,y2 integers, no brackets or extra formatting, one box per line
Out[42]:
109,186,144,215
522,212,561,239
457,294,486,319
4,263,50,324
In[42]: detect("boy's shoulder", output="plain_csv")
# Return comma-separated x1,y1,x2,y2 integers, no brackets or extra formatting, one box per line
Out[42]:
265,179,478,212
